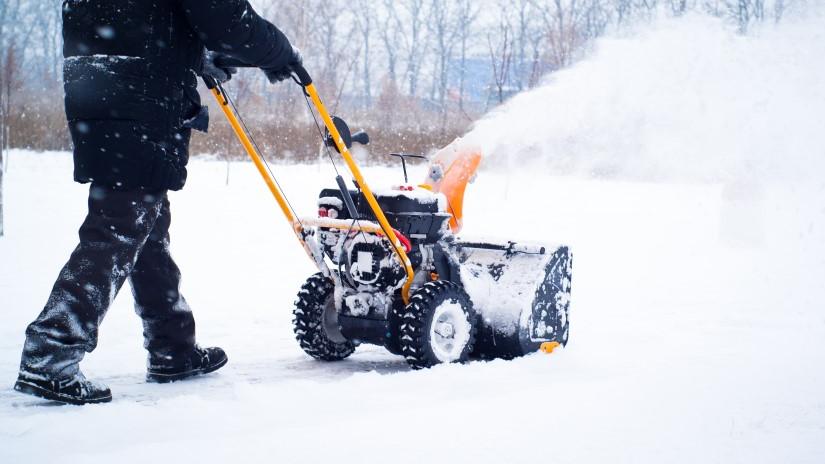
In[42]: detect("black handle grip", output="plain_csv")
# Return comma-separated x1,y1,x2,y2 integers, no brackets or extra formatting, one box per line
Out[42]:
351,131,370,146
211,57,312,87
291,63,312,86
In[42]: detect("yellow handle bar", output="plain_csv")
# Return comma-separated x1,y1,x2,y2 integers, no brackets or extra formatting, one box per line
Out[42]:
210,77,415,304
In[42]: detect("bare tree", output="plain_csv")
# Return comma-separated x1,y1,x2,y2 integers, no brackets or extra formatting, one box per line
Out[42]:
0,46,21,238
398,0,428,98
352,0,374,108
455,0,480,113
733,0,751,32
510,0,536,91
428,0,460,126
533,0,587,69
613,0,635,25
670,0,690,15
0,141,3,237
637,0,662,20
0,0,31,238
772,0,793,23
307,0,351,95
581,0,611,39
726,0,766,33
488,20,514,105
46,3,63,79
378,0,402,84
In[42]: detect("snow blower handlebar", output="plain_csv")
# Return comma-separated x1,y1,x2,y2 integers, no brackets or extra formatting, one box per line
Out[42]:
204,62,416,304
205,78,332,281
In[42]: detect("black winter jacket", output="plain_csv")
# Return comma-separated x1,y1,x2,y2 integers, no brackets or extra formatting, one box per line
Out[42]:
62,0,293,191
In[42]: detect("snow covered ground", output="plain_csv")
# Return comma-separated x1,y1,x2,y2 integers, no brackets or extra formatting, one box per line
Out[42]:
2,151,823,463
2,13,825,464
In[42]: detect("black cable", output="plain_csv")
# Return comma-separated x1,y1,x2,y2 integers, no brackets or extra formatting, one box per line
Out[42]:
302,93,342,177
219,81,412,286
301,91,375,278
301,89,381,250
338,217,359,289
220,84,304,230
280,83,411,280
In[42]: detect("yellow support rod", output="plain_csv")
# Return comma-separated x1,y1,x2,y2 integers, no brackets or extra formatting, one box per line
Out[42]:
305,83,416,304
211,87,305,242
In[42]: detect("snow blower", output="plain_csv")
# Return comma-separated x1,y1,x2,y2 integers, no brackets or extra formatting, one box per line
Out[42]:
204,63,572,369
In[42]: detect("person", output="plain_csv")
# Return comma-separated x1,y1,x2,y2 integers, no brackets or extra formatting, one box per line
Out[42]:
13,0,302,405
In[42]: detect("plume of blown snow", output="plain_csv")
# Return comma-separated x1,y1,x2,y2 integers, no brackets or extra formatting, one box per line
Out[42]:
464,12,825,183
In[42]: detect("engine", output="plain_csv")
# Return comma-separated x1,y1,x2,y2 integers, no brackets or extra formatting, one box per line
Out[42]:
341,232,406,290
317,187,453,319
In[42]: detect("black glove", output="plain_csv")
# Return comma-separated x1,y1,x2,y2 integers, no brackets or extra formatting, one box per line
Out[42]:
263,45,303,84
200,50,238,84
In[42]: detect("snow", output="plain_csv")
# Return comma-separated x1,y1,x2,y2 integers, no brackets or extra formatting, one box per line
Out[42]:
317,195,344,210
64,55,143,73
2,13,825,464
2,151,822,462
372,184,446,208
458,242,562,337
465,13,825,184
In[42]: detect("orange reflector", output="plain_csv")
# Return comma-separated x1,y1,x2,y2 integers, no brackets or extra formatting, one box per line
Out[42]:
540,342,561,354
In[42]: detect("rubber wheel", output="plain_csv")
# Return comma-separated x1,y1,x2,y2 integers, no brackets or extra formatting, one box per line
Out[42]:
398,281,477,370
293,274,355,361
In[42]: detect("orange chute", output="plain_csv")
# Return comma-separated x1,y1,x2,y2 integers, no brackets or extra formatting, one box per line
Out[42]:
422,139,482,234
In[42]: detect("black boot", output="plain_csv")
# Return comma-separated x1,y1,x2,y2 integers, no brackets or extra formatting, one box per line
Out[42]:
147,346,228,383
14,372,112,405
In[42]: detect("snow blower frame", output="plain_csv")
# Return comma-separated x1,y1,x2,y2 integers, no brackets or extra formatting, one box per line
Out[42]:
204,63,572,369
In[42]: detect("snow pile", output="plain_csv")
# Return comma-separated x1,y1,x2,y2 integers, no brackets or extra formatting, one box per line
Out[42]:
465,13,825,182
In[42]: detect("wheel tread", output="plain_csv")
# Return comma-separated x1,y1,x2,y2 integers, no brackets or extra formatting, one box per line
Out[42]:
292,274,355,362
396,281,477,370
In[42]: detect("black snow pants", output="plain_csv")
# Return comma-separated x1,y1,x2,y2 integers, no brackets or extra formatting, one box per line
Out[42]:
19,185,196,380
